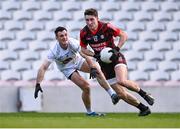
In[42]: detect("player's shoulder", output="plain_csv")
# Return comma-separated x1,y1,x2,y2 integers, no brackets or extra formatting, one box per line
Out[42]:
69,37,80,46
68,37,80,52
69,37,79,44
100,21,107,25
107,22,118,29
80,25,87,31
69,37,78,42
80,25,88,35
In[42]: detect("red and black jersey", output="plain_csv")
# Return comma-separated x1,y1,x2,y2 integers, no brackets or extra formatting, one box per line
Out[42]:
80,21,126,80
80,21,121,55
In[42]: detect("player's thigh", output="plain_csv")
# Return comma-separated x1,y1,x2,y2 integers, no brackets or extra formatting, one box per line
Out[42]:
79,61,91,73
114,65,128,81
71,71,89,90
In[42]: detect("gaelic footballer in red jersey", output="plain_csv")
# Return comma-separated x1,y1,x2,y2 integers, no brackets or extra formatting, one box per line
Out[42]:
80,8,154,116
80,21,127,79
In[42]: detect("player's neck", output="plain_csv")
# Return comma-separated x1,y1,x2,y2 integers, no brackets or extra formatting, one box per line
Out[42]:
89,26,98,34
59,43,68,50
89,22,100,34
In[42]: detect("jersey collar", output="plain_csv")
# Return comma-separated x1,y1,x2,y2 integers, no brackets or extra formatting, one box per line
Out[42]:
89,21,102,35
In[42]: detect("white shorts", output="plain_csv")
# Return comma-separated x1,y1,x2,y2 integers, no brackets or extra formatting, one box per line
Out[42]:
107,64,127,85
60,56,85,78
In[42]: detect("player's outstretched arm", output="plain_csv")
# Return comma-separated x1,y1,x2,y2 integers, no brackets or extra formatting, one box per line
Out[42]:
34,83,43,99
81,47,95,57
79,50,98,79
34,60,51,99
79,50,95,68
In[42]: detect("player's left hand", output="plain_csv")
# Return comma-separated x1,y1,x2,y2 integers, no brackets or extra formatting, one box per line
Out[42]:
34,83,43,99
109,47,120,62
114,46,120,51
89,68,97,79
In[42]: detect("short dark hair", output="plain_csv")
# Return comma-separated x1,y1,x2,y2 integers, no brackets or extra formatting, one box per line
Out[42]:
84,8,98,17
54,26,67,36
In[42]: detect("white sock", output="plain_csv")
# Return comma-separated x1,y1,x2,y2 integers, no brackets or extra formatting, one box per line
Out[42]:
107,88,116,97
86,108,93,114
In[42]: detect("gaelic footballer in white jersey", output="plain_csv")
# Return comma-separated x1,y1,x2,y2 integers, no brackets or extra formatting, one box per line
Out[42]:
46,38,85,78
34,26,119,116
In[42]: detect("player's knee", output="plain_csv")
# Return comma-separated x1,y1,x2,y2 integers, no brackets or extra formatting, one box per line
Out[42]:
78,80,90,92
80,80,89,86
82,82,90,92
117,79,127,86
83,86,90,94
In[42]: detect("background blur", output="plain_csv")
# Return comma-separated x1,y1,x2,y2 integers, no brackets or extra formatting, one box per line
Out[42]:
0,0,180,113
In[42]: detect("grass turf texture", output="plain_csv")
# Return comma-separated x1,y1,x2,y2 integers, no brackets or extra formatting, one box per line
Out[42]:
0,113,180,128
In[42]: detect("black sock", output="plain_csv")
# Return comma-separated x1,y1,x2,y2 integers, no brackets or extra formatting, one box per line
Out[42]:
137,103,148,111
138,89,147,97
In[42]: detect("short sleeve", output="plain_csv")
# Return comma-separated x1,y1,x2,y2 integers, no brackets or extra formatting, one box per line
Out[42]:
46,48,56,62
80,30,88,48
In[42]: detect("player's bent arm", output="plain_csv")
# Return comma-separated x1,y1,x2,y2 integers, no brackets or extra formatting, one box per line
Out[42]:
36,60,51,84
81,47,95,57
117,30,128,49
79,51,95,68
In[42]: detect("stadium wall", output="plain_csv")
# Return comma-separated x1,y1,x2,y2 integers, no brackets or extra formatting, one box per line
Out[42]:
0,83,180,113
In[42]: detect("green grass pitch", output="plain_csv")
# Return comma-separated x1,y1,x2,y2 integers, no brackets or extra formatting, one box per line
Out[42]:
0,112,180,128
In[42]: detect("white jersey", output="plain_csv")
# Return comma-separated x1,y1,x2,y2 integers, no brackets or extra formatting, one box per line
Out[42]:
46,38,83,72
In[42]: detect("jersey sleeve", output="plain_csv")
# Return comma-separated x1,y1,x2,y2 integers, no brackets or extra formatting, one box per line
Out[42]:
107,22,122,36
46,44,57,62
80,30,88,48
46,50,55,62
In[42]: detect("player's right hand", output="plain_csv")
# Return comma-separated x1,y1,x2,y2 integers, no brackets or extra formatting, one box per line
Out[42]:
89,68,97,79
34,83,43,99
109,48,120,62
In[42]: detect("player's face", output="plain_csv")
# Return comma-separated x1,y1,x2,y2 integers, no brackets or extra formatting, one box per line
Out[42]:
56,30,69,49
85,15,98,31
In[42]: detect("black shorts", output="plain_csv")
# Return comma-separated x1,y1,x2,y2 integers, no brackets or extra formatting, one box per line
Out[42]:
98,52,127,80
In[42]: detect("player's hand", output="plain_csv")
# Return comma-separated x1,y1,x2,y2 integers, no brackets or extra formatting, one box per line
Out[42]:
109,47,120,62
114,46,120,52
34,83,43,99
93,54,100,61
89,68,97,79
